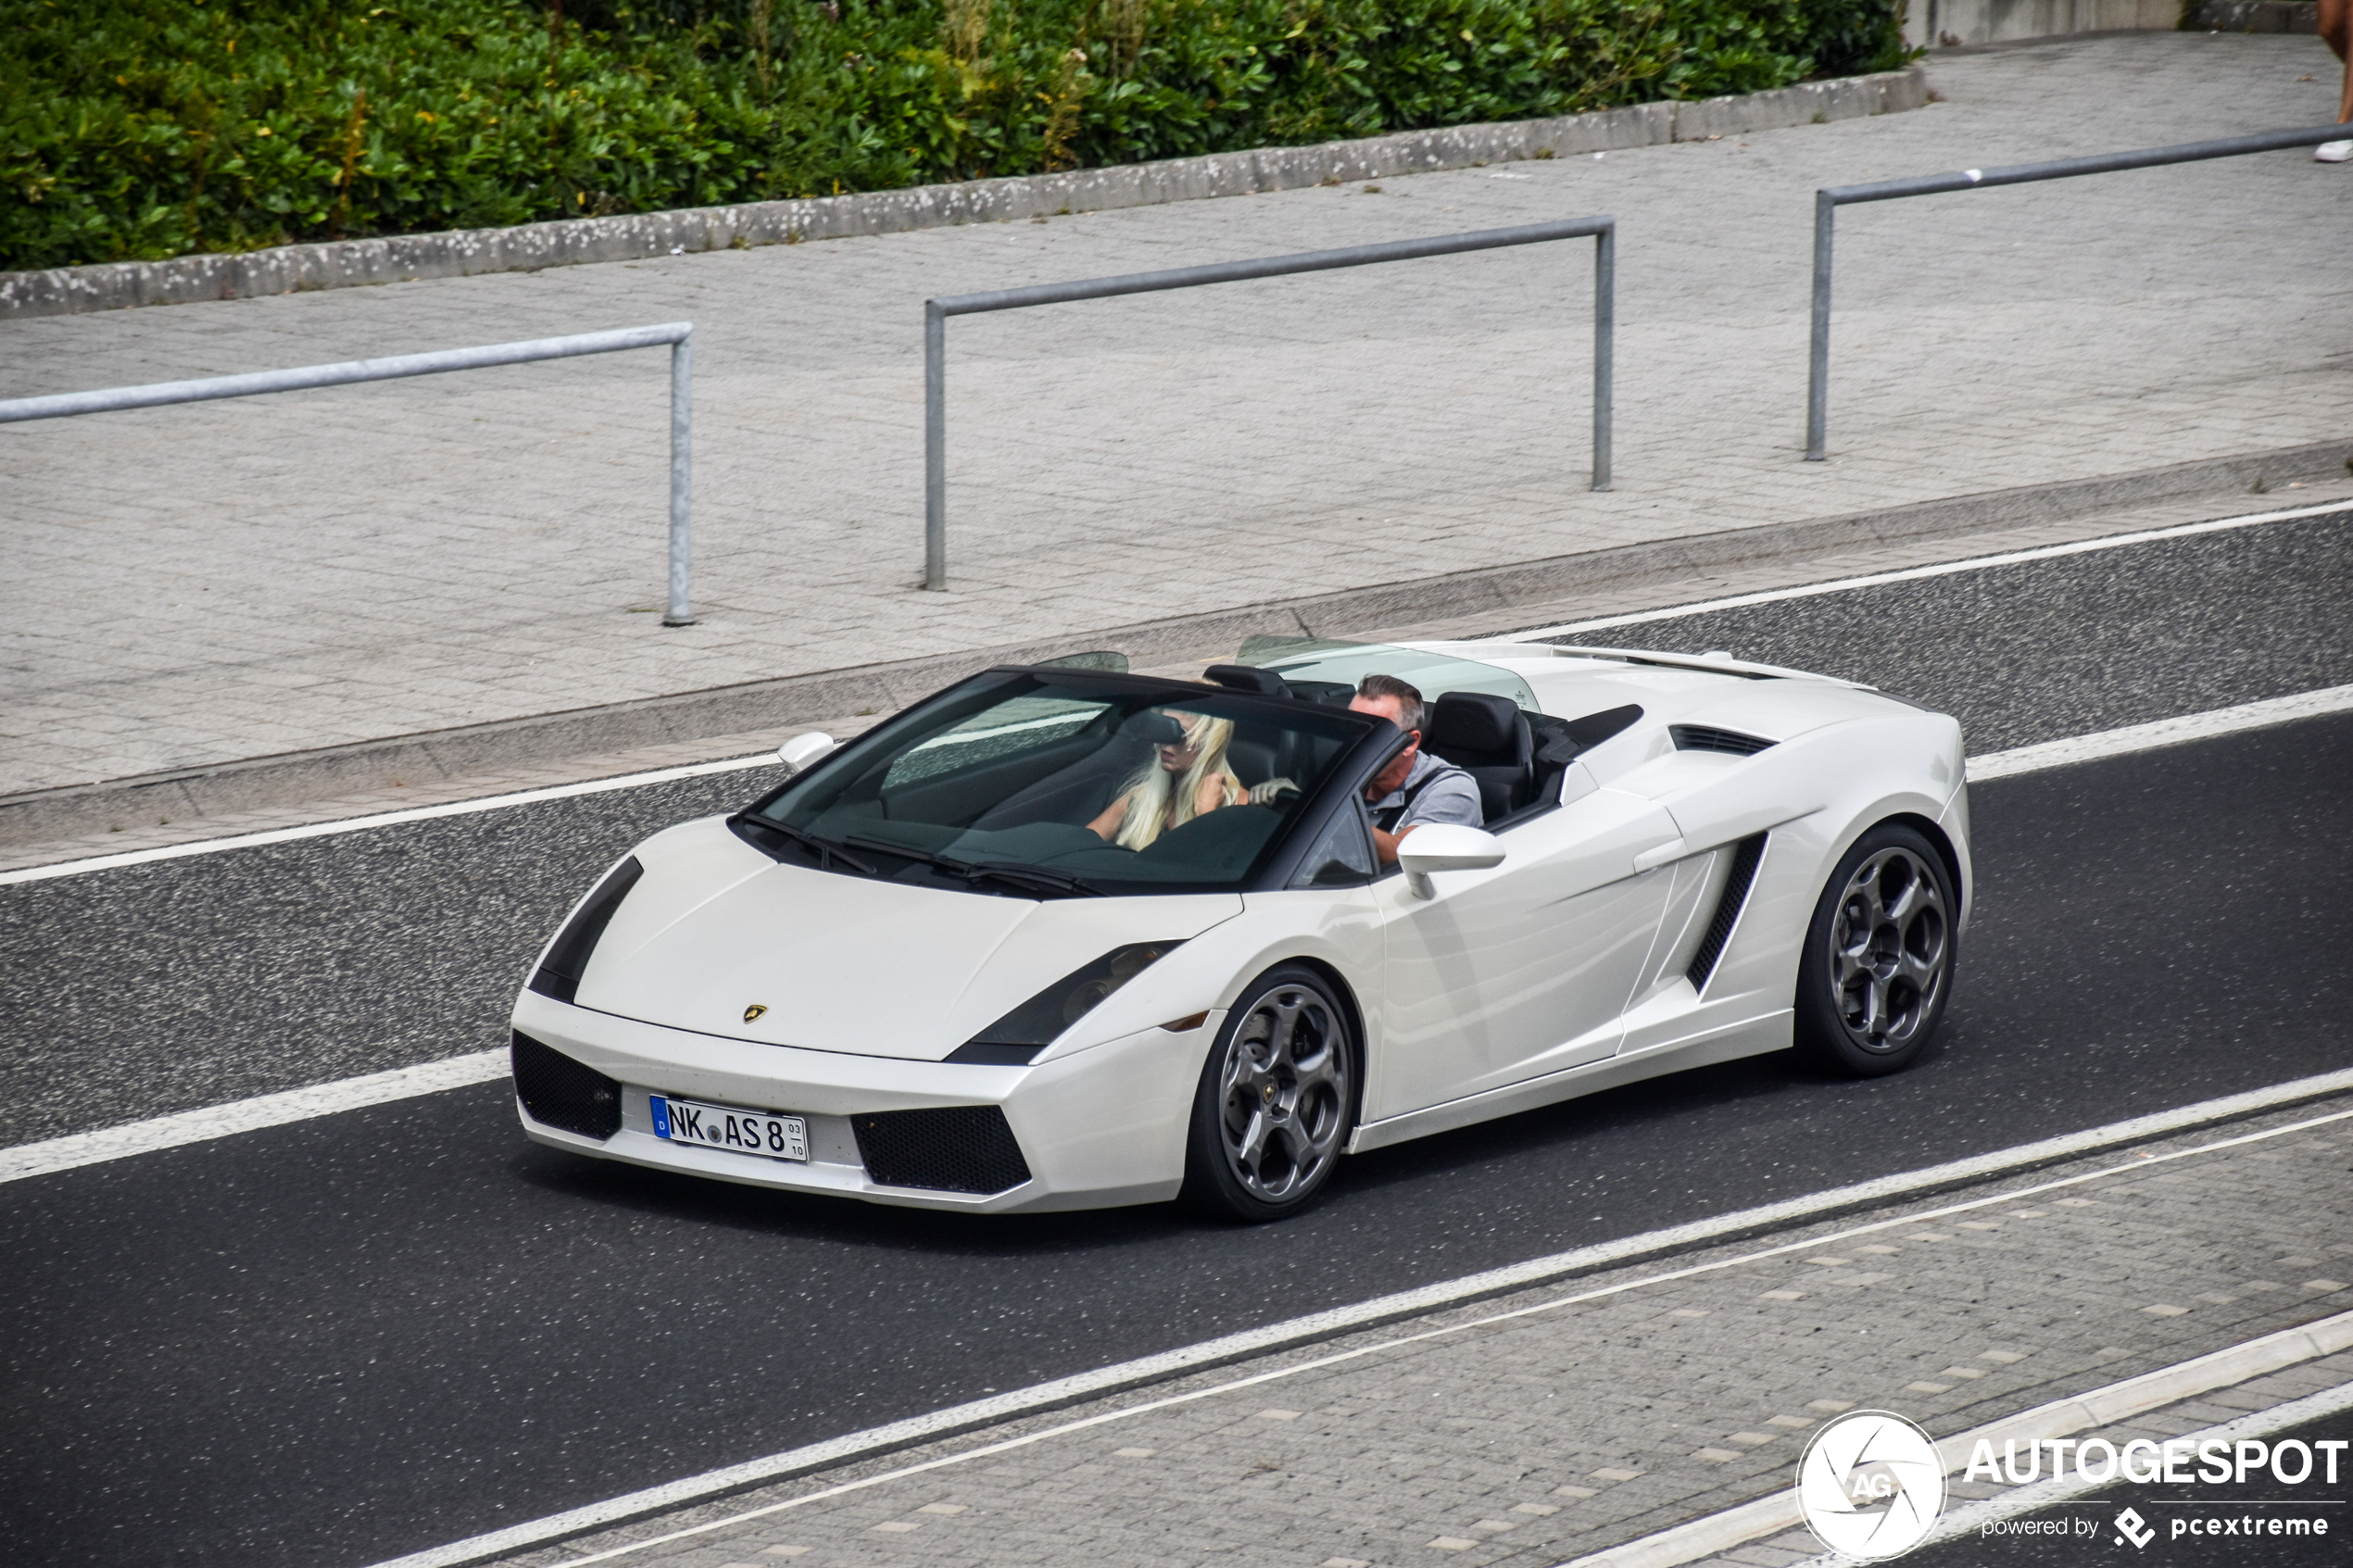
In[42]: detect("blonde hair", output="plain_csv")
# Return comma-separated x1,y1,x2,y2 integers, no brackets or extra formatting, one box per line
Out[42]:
1112,712,1246,851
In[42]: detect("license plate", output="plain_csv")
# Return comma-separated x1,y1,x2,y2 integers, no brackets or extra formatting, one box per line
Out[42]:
650,1094,808,1162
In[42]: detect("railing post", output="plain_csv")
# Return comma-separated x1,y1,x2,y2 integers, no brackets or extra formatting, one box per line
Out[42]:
924,300,949,592
1806,191,1834,462
1591,222,1615,494
663,329,696,626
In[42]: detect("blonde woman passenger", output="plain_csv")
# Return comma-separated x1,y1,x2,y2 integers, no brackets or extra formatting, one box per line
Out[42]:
1088,710,1251,850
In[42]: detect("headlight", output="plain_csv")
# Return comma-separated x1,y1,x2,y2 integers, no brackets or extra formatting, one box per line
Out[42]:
526,856,643,1004
947,941,1182,1064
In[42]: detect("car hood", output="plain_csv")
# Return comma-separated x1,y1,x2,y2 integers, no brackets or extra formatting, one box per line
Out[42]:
570,818,1244,1061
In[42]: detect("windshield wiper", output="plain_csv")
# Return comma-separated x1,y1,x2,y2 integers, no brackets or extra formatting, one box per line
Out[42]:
842,837,1103,898
736,815,877,876
957,861,1104,898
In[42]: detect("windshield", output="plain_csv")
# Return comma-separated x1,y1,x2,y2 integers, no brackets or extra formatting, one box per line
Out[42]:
1236,636,1540,711
742,671,1375,895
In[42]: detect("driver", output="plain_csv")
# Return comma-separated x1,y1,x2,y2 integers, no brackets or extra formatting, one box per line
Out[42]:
1349,675,1482,864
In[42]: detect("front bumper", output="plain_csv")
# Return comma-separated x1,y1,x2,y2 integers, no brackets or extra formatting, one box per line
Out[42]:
509,988,1214,1213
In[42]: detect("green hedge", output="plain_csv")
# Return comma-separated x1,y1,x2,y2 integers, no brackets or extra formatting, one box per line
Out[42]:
0,0,1910,271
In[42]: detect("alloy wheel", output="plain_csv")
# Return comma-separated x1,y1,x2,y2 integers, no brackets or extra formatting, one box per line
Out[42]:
1828,846,1950,1053
1216,984,1351,1203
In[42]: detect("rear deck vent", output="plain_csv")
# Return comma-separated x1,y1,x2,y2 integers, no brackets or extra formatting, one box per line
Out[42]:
511,1031,623,1141
1671,723,1776,757
852,1105,1033,1195
1686,834,1768,993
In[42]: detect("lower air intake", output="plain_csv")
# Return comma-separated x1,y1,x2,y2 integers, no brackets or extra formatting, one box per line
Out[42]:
851,1105,1033,1195
512,1031,623,1141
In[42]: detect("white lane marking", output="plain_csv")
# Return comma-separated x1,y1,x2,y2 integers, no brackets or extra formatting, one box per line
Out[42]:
1508,497,2353,642
8,682,2349,1184
16,665,2352,896
1966,684,2353,781
13,674,2345,898
365,1098,2353,1568
10,497,2347,892
0,751,780,888
0,1049,507,1185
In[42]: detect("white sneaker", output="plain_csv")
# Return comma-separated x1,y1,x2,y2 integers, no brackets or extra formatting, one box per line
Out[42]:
2316,139,2353,163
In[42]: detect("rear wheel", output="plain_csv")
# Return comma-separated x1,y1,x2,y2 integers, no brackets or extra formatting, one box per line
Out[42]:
1793,822,1957,1077
1180,965,1357,1222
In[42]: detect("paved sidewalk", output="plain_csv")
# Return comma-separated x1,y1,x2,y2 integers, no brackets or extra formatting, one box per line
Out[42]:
454,1095,2353,1568
4,34,2347,799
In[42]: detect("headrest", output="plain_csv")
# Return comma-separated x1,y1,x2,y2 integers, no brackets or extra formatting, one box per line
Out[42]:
1202,664,1293,698
1428,690,1522,753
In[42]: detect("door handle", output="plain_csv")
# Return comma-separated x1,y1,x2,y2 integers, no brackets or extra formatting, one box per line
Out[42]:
1631,838,1687,873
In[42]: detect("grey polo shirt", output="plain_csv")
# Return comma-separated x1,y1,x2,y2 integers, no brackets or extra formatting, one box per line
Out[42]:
1367,750,1485,833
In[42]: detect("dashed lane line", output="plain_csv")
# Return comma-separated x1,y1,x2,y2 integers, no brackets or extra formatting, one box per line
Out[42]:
1964,684,2353,782
0,1050,509,1185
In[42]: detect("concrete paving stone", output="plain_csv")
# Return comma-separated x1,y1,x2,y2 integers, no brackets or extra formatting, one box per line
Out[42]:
6,33,2349,796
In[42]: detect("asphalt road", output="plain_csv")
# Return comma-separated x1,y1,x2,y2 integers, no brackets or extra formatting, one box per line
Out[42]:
3,507,2348,1148
1,509,2348,1568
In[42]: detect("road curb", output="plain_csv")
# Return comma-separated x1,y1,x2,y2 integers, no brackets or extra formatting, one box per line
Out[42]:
1557,1309,2353,1568
6,435,2347,850
0,70,1922,320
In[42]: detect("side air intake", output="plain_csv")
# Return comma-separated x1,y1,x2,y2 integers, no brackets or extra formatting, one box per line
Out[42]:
1686,834,1768,993
851,1106,1033,1195
511,1031,623,1140
1671,724,1775,757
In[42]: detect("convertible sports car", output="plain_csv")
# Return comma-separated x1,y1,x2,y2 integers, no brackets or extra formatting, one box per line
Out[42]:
510,636,1969,1220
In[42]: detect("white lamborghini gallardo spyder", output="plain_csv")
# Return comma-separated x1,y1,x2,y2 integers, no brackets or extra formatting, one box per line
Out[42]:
510,637,1969,1221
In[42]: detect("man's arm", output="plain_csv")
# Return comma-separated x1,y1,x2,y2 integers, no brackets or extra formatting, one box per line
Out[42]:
1371,769,1484,864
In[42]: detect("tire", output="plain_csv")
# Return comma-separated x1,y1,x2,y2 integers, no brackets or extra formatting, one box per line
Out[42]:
1793,822,1958,1077
1179,965,1358,1222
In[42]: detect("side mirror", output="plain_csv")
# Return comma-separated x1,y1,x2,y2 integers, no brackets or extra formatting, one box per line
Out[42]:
1397,823,1506,899
774,732,837,778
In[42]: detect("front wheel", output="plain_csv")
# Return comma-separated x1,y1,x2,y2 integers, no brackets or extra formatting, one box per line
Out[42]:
1180,965,1358,1222
1793,822,1957,1077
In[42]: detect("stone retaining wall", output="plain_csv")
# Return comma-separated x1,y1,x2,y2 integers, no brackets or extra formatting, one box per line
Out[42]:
0,69,1924,320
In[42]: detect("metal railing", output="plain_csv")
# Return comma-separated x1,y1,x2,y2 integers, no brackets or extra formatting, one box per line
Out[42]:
923,218,1617,591
1805,124,2349,462
0,322,700,624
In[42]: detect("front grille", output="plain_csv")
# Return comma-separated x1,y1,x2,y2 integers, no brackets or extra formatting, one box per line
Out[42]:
1671,723,1775,757
1687,834,1768,992
512,1031,623,1141
851,1105,1032,1195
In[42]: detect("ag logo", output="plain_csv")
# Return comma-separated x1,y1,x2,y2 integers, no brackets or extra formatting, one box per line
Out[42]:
742,1004,769,1023
1795,1410,1945,1561
2113,1507,2155,1549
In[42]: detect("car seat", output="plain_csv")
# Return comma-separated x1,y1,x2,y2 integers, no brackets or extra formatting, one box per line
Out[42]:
1426,691,1534,822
